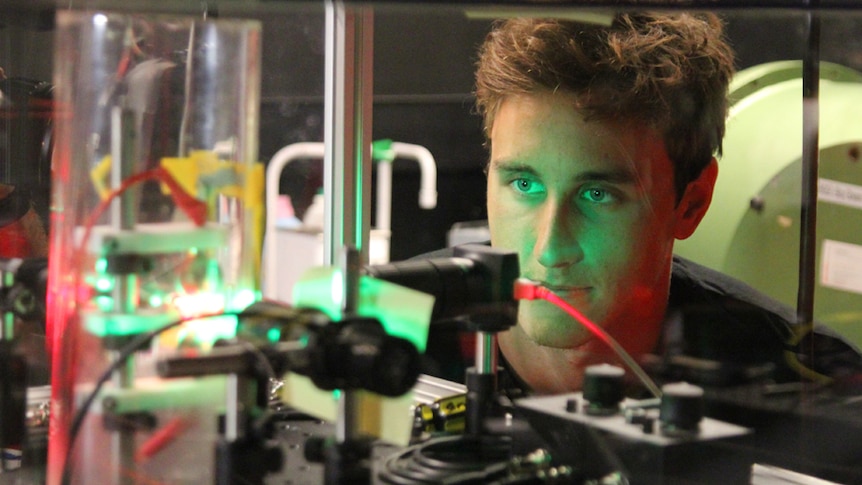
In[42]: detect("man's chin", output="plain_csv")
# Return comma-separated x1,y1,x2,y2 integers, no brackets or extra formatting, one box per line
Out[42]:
517,303,598,349
521,321,592,349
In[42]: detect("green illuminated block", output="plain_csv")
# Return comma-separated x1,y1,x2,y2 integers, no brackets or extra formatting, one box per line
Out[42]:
89,222,229,255
293,267,434,352
176,315,238,348
97,376,228,414
83,310,181,337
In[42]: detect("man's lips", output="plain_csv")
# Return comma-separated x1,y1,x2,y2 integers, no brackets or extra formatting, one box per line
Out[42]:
534,282,592,296
528,282,593,303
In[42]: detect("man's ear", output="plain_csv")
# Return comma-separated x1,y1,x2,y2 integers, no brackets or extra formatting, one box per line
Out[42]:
674,158,718,240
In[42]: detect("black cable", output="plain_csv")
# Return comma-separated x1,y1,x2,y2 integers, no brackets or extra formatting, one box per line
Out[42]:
378,435,513,485
60,311,239,485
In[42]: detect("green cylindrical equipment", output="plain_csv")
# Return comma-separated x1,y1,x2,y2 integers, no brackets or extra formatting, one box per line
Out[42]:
675,61,862,346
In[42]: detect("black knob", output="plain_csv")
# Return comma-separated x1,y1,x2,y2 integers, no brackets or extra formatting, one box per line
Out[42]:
659,382,704,435
582,364,625,415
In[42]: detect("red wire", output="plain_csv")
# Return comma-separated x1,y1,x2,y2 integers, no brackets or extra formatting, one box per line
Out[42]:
512,278,619,352
77,166,207,260
135,417,190,463
536,286,618,352
89,166,207,230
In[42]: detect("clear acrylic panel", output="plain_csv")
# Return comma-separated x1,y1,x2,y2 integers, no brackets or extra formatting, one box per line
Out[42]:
47,10,261,484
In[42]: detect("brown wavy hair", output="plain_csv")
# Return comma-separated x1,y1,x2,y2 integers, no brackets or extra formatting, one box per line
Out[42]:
475,13,735,198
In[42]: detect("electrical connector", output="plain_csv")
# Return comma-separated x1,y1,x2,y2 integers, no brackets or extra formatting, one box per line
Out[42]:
513,278,543,301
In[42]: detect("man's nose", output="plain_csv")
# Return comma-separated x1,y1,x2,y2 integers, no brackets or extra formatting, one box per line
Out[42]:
534,199,584,268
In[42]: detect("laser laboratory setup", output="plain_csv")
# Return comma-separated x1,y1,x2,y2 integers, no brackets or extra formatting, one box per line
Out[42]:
3,1,862,484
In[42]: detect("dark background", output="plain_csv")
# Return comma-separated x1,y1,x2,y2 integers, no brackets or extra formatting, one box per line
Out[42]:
4,4,862,260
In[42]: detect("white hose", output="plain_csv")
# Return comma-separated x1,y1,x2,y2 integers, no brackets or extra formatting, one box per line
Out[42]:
264,141,437,293
391,142,437,210
263,142,325,298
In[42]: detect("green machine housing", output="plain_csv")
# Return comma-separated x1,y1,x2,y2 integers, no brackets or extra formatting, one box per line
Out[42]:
675,61,862,347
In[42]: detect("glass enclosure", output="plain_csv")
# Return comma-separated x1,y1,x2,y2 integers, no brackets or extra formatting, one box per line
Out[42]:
3,1,862,484
47,10,262,484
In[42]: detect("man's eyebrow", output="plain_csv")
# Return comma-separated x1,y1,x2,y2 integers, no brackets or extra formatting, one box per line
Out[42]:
489,160,539,176
490,159,638,184
572,168,639,184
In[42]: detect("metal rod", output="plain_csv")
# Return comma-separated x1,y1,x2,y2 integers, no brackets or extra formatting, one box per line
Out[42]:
2,268,14,340
110,105,137,232
797,8,820,326
475,331,498,375
324,0,373,452
340,246,361,315
110,106,140,315
323,1,373,266
224,374,242,442
109,103,139,485
336,247,361,443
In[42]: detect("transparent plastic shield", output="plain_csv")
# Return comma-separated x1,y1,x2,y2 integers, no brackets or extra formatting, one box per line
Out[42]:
47,12,261,485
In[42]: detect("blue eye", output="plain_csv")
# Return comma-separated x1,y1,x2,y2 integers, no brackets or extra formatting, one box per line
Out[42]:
510,178,545,196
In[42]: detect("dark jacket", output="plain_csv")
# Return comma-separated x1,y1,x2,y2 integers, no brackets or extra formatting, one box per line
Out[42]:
413,245,862,394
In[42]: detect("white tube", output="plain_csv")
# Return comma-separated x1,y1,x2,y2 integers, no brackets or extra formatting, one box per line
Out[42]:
390,142,438,210
376,160,393,232
264,141,437,295
263,142,325,298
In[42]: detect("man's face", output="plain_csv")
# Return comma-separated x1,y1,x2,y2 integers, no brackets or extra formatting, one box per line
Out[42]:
487,91,696,350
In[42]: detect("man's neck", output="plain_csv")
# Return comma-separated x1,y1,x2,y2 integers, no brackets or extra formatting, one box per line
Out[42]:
498,317,664,395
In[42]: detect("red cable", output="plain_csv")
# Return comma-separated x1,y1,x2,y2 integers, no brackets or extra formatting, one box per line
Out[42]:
77,166,207,260
134,417,190,463
514,280,617,351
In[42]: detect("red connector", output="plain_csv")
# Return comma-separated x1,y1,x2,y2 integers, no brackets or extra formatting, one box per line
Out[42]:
513,278,546,301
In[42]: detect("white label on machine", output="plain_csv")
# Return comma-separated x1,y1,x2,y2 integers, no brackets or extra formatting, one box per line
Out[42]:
820,239,862,295
819,178,862,210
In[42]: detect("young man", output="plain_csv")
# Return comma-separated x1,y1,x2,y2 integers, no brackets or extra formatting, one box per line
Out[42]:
424,13,861,395
477,13,733,394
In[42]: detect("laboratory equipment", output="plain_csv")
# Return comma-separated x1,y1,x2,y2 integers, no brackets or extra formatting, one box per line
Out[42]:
675,61,862,346
47,12,262,485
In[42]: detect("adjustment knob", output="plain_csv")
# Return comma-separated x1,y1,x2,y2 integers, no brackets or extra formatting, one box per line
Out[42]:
582,364,625,415
659,382,704,436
